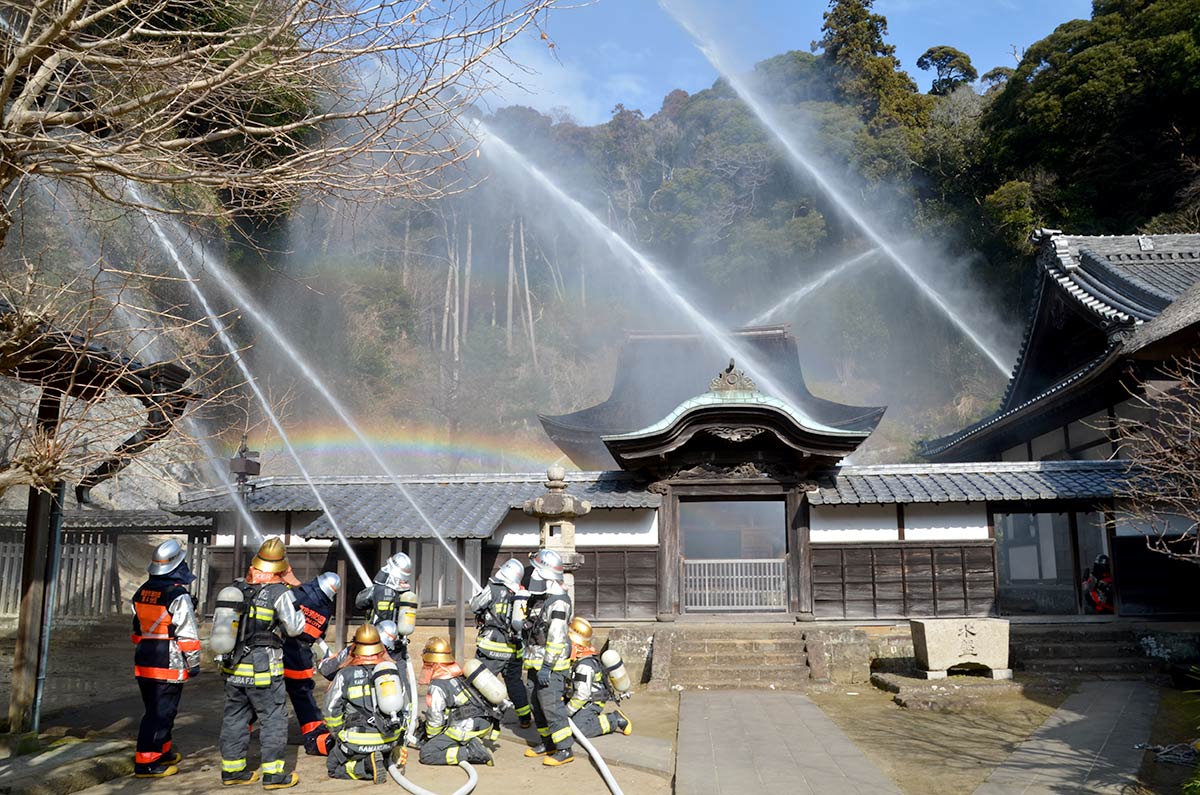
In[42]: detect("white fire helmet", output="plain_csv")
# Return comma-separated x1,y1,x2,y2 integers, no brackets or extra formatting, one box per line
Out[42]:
383,552,413,582
376,620,399,651
529,548,564,583
317,571,340,601
493,558,525,592
148,539,186,576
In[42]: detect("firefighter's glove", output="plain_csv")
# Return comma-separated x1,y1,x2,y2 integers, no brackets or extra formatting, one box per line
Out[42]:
536,667,552,687
188,666,201,679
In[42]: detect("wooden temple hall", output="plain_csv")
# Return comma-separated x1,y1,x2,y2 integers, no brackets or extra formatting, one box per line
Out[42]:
176,230,1200,622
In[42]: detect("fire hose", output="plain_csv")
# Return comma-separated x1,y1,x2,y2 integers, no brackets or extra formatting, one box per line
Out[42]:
388,759,477,795
405,657,420,747
569,718,625,795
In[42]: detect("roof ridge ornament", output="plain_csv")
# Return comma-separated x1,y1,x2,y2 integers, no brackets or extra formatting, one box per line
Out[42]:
710,359,756,393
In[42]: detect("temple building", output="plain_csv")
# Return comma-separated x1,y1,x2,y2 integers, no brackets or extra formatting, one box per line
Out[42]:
174,231,1200,624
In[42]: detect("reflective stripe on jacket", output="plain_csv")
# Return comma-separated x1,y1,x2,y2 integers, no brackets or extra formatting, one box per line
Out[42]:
566,654,612,715
131,580,199,681
522,591,572,672
470,583,520,660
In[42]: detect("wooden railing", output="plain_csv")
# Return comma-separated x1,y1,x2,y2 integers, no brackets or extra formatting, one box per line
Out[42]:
682,558,787,611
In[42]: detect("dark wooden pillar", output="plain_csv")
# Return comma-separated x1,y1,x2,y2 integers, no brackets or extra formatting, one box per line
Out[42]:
8,390,63,734
452,537,467,663
334,554,348,648
786,489,805,614
656,490,677,620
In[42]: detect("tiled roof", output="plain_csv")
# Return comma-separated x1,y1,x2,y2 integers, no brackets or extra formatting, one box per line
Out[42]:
808,460,1128,505
0,509,212,531
175,472,659,540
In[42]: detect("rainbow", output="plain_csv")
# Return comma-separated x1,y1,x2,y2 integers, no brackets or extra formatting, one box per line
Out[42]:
213,420,569,475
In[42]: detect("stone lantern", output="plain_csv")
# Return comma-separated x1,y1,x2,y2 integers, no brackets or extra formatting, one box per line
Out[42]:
523,466,591,602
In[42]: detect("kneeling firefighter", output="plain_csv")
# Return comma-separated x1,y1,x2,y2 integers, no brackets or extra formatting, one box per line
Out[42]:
564,617,632,738
130,540,201,778
418,637,510,767
324,624,409,783
469,557,532,728
282,572,340,755
214,538,305,789
521,548,575,767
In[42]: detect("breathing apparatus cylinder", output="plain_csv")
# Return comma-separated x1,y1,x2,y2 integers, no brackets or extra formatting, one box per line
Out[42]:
462,658,509,706
372,660,406,719
396,591,418,636
209,585,244,655
601,649,632,694
510,593,529,633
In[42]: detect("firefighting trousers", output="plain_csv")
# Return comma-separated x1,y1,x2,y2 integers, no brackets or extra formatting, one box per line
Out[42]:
135,679,183,771
220,678,289,780
418,733,492,766
475,653,531,720
326,741,394,780
571,703,628,737
529,670,573,751
284,675,331,755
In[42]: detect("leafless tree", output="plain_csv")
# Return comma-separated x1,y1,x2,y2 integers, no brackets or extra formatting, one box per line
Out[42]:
1118,357,1200,563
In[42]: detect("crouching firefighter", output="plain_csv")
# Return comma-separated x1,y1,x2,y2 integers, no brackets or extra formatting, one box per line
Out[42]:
521,548,575,766
564,617,632,738
131,540,201,778
283,572,340,755
324,624,409,783
470,558,532,728
215,538,305,789
418,637,510,767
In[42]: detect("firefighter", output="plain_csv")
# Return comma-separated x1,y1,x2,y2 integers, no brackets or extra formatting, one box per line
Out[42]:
564,617,631,738
469,558,532,728
130,539,201,778
521,548,575,766
418,637,497,767
217,538,305,789
283,572,340,756
1083,553,1115,614
317,620,403,681
324,624,408,783
355,553,413,663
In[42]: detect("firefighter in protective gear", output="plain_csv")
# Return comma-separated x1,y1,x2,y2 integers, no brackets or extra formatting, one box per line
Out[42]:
1083,553,1115,614
564,617,631,737
355,553,413,660
469,558,532,728
283,572,339,756
521,548,575,766
324,624,408,783
131,539,201,778
317,620,404,682
218,538,306,789
418,637,497,767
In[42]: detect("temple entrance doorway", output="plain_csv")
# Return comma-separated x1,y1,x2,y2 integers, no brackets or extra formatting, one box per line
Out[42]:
679,498,788,611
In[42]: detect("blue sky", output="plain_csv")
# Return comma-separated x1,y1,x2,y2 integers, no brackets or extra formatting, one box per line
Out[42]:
491,0,1094,125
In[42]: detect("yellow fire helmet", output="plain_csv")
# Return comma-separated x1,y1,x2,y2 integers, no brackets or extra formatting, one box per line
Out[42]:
567,615,593,648
352,624,386,658
422,636,455,665
250,537,289,574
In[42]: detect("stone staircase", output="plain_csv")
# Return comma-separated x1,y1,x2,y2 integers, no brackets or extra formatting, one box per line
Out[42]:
664,628,810,689
1010,625,1158,676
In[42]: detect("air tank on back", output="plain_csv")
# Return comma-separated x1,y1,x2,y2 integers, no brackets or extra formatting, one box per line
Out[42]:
463,658,509,706
209,585,244,655
396,591,418,636
601,649,632,694
372,660,406,719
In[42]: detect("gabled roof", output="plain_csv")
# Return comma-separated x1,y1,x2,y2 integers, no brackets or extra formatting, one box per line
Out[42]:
0,509,211,532
174,472,659,540
807,460,1127,505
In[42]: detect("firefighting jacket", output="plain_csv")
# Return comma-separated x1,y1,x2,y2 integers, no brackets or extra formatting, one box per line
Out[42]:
324,664,404,751
470,581,521,660
282,578,335,680
354,572,411,661
522,590,572,672
131,578,200,682
566,654,613,715
220,581,304,687
424,676,494,743
318,644,404,681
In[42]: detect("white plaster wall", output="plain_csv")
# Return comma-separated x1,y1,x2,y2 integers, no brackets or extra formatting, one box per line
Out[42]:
490,508,658,548
903,503,990,541
810,504,899,542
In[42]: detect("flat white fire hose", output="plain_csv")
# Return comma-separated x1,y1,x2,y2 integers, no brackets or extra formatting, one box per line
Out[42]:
405,657,420,747
569,718,625,795
388,761,477,795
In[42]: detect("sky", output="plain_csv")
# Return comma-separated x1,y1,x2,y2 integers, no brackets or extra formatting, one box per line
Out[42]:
491,0,1095,126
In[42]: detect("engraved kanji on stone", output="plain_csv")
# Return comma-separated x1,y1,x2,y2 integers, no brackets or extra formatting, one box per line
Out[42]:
958,622,977,656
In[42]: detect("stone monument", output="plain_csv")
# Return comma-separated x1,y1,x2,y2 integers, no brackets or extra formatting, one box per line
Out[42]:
910,618,1012,680
523,466,591,602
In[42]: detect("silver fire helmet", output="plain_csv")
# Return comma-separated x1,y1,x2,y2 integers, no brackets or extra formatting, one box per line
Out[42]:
493,558,525,592
317,572,341,601
147,539,186,576
529,548,564,583
383,552,413,581
376,620,399,651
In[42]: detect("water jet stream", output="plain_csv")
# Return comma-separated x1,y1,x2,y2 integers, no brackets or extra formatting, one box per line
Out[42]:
124,182,372,587
662,1,1011,375
747,248,879,326
477,122,795,406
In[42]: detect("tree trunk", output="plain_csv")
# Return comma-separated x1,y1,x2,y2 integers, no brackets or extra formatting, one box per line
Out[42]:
505,218,515,355
519,217,538,369
462,223,472,346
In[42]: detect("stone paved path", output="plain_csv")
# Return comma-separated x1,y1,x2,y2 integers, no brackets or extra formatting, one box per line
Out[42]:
675,690,903,795
973,680,1157,795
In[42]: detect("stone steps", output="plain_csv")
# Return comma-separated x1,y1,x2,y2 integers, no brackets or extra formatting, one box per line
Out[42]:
1010,627,1135,644
670,663,812,690
1018,656,1158,675
664,630,811,689
1013,641,1141,660
673,650,804,667
673,638,805,654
